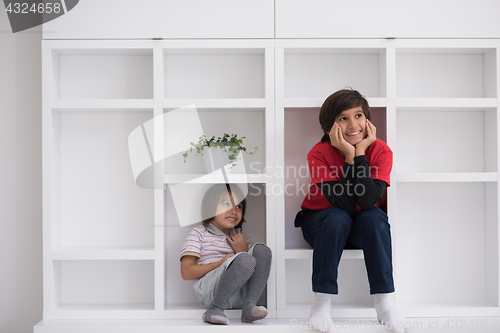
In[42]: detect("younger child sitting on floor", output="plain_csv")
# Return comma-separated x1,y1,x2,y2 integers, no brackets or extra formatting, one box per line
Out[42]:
180,183,272,325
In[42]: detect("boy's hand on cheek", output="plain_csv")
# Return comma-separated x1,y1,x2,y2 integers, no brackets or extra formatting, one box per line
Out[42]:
355,120,376,156
329,122,355,164
227,233,248,253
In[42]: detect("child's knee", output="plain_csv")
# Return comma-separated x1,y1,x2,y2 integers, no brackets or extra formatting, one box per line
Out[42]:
252,243,272,259
321,208,353,235
232,252,256,271
356,207,389,231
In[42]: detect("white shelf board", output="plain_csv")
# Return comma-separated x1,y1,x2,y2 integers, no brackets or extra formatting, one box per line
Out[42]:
51,99,154,109
43,307,271,321
398,301,500,317
163,304,244,319
51,248,155,260
159,39,274,50
34,316,500,333
42,40,156,50
163,99,266,109
36,319,385,333
284,98,386,108
164,173,268,184
285,249,364,260
396,98,497,110
286,302,375,310
161,305,278,321
56,303,155,311
279,302,376,319
396,172,498,183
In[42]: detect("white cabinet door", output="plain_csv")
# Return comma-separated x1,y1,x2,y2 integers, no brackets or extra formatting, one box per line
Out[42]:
43,0,274,39
276,0,500,38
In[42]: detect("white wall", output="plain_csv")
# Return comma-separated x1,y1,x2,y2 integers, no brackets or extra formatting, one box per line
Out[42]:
0,9,43,333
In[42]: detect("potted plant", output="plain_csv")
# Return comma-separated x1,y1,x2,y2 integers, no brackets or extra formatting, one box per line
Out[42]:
183,133,257,173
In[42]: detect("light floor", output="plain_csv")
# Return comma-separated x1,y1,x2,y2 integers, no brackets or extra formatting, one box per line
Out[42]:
34,317,500,333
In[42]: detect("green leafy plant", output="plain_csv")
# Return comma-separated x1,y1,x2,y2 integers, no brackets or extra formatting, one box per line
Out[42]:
183,133,257,168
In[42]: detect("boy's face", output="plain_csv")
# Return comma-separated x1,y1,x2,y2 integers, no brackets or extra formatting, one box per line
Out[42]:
211,193,243,234
334,106,367,146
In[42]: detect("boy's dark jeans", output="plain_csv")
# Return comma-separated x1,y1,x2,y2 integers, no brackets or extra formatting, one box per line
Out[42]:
300,206,395,295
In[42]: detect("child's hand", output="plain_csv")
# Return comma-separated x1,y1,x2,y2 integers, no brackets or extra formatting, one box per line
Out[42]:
218,253,235,266
355,120,377,156
227,233,249,253
329,122,355,164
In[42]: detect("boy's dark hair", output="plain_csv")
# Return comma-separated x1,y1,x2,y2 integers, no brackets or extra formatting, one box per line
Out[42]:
201,183,246,230
319,88,371,143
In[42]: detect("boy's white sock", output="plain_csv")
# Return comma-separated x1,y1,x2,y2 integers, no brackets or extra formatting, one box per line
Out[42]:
308,292,334,333
374,293,409,333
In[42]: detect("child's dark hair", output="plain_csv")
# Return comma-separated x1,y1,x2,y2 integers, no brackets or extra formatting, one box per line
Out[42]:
201,183,246,230
319,88,371,143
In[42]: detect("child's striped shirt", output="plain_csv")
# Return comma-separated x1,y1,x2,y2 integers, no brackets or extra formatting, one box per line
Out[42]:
180,223,252,265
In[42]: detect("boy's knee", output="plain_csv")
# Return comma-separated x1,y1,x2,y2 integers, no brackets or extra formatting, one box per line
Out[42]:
321,207,352,234
356,207,389,231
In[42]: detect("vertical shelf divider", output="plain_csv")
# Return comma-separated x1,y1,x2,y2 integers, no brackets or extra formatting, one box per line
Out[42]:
274,47,287,312
496,46,500,308
153,46,165,311
384,46,398,307
490,46,500,308
264,46,277,317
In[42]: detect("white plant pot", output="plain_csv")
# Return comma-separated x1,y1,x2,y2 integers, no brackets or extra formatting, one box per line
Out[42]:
203,146,233,174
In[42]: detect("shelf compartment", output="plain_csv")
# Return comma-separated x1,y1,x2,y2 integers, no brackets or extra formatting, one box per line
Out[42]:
51,248,155,260
396,108,497,173
396,48,497,98
162,108,266,176
54,110,154,249
284,48,387,99
53,260,154,310
285,259,373,315
53,49,153,99
164,183,267,308
396,182,498,310
164,49,265,99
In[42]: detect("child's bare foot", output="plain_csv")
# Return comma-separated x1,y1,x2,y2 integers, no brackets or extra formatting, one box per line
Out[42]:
202,308,230,325
241,305,268,322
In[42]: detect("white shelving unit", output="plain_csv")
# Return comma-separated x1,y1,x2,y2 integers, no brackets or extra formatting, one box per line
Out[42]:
39,38,500,331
